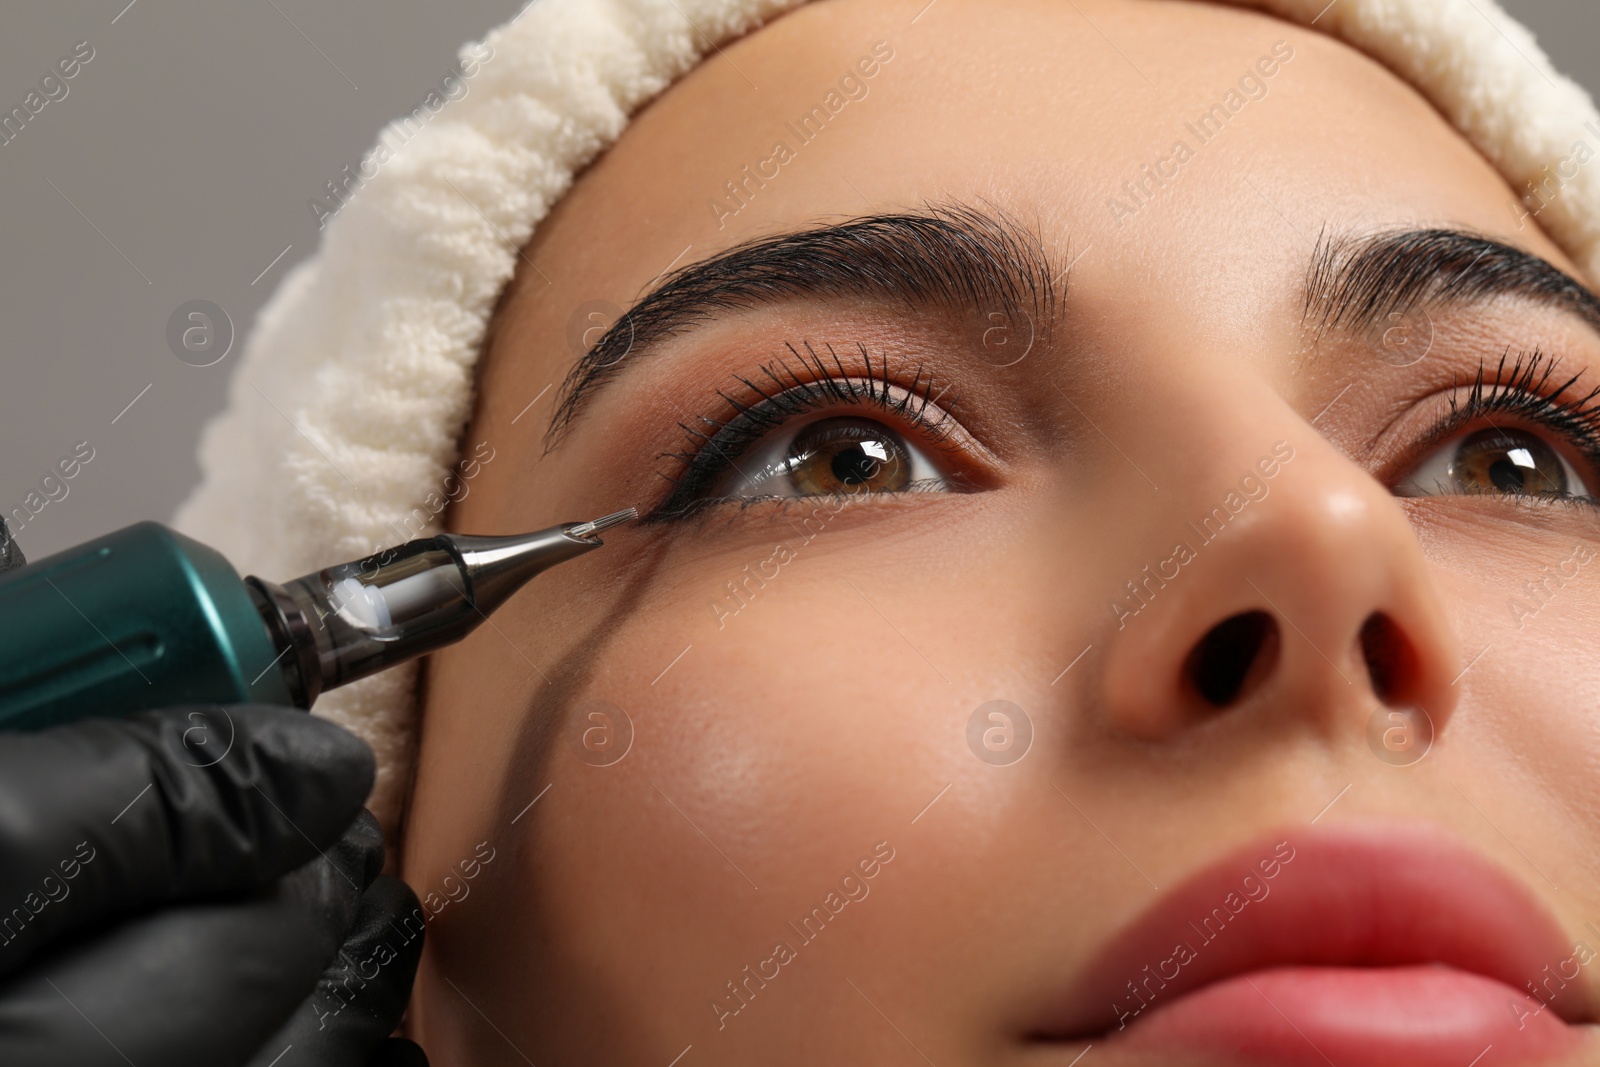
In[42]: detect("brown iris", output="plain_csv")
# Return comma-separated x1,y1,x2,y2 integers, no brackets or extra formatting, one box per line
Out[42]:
1448,428,1568,495
785,417,912,496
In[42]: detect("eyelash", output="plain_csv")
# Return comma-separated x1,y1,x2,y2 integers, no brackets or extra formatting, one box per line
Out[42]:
1416,348,1600,504
646,341,963,522
645,345,1600,523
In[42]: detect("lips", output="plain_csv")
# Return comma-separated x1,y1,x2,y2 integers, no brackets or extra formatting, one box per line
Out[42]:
1038,824,1596,1065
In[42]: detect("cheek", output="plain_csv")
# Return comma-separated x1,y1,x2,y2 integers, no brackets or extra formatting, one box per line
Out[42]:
1414,528,1600,873
538,539,1109,1024
409,494,1123,1057
1466,583,1600,802
536,578,967,972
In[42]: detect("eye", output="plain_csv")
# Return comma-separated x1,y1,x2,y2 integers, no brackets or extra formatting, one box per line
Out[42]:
649,342,982,520
720,414,951,499
1396,426,1596,500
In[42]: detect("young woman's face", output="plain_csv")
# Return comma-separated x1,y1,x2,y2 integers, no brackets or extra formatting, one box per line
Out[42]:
403,0,1600,1063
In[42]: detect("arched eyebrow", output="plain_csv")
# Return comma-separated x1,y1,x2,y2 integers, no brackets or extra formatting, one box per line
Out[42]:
541,203,1061,451
1303,227,1600,341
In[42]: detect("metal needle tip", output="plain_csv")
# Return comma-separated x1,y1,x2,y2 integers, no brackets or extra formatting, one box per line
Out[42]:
568,507,639,540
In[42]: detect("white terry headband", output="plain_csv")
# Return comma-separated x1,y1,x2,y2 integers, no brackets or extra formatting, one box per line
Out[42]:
174,0,1600,837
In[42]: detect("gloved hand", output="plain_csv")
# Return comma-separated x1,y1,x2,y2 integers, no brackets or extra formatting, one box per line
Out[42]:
0,704,428,1067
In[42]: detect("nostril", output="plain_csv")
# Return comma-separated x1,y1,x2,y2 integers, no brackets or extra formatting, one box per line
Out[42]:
1360,612,1418,704
1184,610,1280,708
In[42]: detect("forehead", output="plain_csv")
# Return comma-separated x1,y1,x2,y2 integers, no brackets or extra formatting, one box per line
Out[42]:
500,0,1578,363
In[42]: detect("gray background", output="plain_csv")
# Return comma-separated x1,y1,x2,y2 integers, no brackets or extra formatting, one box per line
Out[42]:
0,0,1595,561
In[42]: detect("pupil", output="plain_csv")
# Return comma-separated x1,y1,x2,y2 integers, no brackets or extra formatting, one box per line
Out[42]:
1489,457,1528,493
832,444,881,485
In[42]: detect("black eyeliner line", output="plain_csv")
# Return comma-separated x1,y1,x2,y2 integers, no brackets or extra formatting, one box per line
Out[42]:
644,344,959,522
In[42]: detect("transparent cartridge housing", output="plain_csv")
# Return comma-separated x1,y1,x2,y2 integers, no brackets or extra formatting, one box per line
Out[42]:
245,525,602,707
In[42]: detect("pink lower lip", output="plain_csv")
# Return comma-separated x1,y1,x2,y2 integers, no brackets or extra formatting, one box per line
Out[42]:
1041,825,1598,1044
1110,965,1583,1066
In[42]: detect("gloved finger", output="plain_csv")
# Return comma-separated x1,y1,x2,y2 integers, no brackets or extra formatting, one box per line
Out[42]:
247,874,427,1067
0,810,382,1067
367,1038,430,1067
0,704,373,977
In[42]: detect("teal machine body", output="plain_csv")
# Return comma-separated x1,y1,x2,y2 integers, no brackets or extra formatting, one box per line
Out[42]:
0,523,293,730
0,511,634,733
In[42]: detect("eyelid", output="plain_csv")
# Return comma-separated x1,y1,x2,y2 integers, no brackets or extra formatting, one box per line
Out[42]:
1379,349,1600,496
657,380,993,513
646,342,1000,521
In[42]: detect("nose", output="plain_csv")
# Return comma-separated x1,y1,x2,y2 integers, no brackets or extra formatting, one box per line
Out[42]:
1098,420,1460,744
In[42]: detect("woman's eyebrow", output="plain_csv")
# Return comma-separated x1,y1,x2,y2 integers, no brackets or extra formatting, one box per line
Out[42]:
541,203,1060,450
1304,227,1600,341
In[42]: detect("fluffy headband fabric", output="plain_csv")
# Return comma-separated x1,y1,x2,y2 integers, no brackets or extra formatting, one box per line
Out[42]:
174,0,1600,838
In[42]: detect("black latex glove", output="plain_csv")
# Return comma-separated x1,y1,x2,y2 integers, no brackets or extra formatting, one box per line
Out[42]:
0,704,428,1066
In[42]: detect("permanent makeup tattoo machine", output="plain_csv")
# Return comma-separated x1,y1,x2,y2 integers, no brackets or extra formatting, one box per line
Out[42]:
0,509,636,730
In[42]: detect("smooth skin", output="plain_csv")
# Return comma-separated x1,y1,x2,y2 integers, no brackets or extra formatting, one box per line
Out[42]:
402,0,1600,1063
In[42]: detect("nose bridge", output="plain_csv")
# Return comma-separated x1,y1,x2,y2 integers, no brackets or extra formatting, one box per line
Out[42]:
1096,393,1460,744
